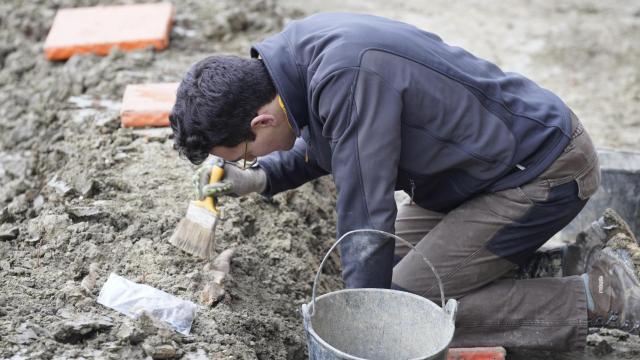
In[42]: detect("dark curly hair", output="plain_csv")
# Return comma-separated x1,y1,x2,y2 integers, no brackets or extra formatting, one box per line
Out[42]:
170,55,277,164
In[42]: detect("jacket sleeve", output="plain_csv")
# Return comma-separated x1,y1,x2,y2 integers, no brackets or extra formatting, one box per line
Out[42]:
257,137,329,196
314,69,403,288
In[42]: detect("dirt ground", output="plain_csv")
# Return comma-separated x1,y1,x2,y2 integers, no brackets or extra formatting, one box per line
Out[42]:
0,0,639,359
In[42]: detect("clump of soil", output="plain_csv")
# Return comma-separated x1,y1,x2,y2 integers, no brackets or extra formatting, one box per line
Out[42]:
0,1,337,359
601,209,640,279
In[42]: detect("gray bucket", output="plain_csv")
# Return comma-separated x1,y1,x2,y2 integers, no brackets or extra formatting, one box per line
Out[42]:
301,230,458,360
555,148,640,243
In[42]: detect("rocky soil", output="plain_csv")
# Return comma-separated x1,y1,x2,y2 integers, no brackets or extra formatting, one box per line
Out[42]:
1,1,339,359
0,0,639,359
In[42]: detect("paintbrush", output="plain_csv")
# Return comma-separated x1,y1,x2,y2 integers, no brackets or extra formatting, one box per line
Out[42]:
169,159,224,259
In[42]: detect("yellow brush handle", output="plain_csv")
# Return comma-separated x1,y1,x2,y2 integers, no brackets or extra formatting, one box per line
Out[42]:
195,164,224,213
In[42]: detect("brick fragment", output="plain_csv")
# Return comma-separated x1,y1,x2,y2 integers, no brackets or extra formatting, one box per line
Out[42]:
120,83,179,128
44,3,174,61
447,347,507,360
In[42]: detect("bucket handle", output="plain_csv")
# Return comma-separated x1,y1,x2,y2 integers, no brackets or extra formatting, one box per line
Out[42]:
309,229,449,318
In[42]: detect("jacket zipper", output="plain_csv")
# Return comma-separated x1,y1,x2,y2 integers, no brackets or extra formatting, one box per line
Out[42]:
409,178,416,205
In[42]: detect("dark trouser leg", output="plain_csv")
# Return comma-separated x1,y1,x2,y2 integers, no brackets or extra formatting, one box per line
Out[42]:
392,113,600,350
393,183,589,350
393,191,444,264
453,276,587,350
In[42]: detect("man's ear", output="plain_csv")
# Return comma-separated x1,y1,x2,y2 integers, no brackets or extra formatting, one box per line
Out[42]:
250,114,278,128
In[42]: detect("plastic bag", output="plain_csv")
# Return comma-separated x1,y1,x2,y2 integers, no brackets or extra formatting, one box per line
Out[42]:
97,273,199,335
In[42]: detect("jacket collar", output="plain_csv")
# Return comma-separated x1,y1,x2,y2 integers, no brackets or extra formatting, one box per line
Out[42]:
251,34,308,136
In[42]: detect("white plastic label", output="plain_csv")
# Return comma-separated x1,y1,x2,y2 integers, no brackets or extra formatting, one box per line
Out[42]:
97,273,199,335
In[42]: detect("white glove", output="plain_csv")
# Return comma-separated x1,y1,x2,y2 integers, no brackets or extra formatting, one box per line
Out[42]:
193,158,267,198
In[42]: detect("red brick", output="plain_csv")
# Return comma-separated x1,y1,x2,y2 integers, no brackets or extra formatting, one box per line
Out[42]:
447,347,507,360
120,83,179,128
44,3,174,61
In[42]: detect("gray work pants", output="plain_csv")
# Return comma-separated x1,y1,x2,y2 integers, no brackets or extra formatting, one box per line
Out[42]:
392,113,601,350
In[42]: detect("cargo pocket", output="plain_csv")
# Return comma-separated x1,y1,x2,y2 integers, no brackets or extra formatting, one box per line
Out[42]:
575,160,601,200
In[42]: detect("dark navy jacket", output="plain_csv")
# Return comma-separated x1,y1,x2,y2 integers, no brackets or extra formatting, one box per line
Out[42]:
254,13,571,241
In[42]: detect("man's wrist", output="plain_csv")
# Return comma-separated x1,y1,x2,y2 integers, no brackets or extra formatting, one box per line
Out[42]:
251,167,267,194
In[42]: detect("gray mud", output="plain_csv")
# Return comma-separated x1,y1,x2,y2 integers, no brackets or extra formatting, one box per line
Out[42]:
0,1,338,359
1,0,639,359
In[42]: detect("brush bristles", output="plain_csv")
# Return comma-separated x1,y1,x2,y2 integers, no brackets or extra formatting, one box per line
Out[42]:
169,217,217,259
185,203,218,228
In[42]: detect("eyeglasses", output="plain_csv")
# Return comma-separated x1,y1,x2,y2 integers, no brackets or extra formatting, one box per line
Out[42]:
240,141,257,170
223,141,257,170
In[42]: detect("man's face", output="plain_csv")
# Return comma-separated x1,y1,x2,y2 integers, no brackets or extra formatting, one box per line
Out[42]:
210,97,296,163
210,126,294,165
210,142,254,165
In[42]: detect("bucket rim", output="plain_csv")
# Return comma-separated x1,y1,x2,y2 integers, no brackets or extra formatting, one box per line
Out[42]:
310,287,449,312
302,288,455,360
